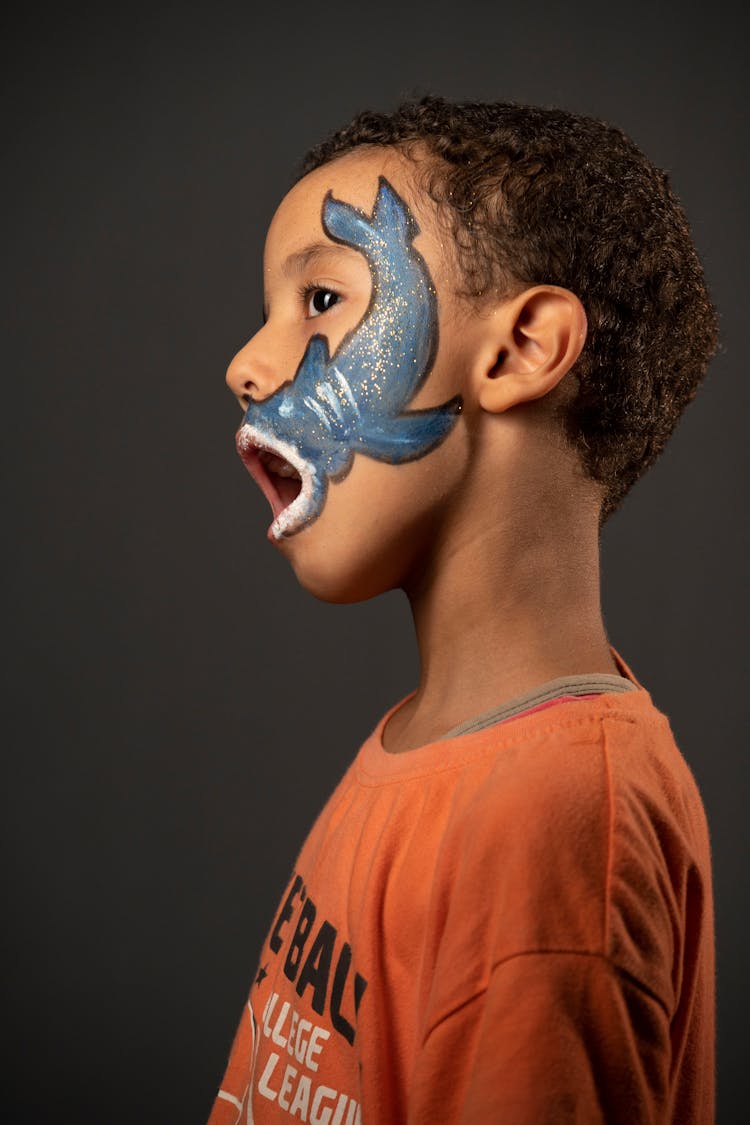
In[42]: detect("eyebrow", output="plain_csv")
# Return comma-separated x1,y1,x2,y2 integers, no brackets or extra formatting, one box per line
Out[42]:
280,240,355,278
261,241,361,322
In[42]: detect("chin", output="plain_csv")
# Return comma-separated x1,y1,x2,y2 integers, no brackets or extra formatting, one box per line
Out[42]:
290,557,395,605
279,533,403,605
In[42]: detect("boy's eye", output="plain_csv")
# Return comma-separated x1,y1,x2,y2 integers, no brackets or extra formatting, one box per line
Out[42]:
306,288,339,318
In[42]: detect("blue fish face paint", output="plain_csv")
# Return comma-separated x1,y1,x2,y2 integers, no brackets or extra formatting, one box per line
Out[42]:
237,176,462,539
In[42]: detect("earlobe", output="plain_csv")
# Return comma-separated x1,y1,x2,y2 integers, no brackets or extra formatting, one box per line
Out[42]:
476,286,587,414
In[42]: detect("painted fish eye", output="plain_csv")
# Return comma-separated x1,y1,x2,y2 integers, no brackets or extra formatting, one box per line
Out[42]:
307,288,340,318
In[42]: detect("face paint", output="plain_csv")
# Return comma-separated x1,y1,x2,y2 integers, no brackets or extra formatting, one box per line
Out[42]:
237,176,462,539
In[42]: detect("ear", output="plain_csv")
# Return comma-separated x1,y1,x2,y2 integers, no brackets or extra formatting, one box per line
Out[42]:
473,286,587,414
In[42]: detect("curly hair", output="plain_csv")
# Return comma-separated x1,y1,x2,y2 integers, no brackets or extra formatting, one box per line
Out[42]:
298,96,719,523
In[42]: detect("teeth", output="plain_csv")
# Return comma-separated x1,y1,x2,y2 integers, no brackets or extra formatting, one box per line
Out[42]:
258,448,301,480
275,461,300,479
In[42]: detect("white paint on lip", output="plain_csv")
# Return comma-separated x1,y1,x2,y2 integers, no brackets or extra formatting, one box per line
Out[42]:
236,423,318,540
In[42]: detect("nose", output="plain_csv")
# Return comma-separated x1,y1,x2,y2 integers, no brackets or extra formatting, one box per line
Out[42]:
225,326,286,408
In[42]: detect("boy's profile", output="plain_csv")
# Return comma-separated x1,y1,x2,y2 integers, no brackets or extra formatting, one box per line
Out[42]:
210,96,717,1123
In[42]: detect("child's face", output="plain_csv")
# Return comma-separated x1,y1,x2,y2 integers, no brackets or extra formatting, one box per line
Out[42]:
227,149,481,603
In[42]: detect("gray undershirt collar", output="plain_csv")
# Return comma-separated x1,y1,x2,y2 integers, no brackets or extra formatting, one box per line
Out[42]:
441,673,638,740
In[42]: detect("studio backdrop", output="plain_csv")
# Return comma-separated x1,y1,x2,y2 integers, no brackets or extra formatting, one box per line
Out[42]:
4,1,746,1121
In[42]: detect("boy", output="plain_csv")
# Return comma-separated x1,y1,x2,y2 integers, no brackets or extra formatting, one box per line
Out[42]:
210,97,717,1123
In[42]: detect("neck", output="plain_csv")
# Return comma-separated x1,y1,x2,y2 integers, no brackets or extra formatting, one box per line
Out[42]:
385,484,617,753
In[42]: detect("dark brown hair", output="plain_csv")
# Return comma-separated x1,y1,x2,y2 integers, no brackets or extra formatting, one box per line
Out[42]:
299,96,719,523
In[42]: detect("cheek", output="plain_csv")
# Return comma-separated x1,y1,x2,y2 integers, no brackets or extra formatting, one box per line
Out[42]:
408,316,469,407
278,438,470,603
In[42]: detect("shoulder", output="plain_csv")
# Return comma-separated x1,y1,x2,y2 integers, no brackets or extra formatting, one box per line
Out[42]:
442,704,615,958
459,690,700,845
438,693,706,1009
453,695,646,855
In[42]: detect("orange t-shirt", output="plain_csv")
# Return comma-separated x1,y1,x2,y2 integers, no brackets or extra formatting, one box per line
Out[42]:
209,652,714,1123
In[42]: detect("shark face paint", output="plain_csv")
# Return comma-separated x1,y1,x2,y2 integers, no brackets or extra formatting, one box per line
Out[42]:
237,176,462,539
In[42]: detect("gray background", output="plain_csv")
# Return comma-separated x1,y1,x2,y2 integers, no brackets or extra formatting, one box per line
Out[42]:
4,0,746,1120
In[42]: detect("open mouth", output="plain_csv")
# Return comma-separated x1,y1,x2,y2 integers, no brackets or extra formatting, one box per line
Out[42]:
236,424,314,540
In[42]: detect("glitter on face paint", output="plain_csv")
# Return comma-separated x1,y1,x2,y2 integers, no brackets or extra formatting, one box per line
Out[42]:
237,177,462,540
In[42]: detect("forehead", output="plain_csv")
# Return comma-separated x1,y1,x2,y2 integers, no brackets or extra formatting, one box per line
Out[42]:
264,148,442,272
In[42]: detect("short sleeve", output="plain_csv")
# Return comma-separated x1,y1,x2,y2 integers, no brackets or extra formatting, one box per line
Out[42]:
407,949,671,1124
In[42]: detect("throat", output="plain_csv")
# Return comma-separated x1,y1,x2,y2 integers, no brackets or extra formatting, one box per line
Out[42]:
274,473,302,509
